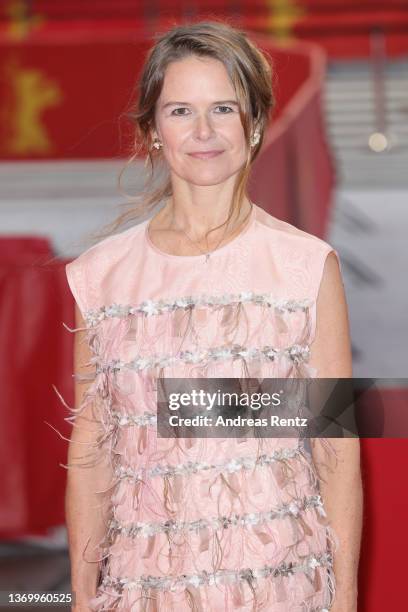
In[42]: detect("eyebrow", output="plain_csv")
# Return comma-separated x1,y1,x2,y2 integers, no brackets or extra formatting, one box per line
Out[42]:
161,99,240,109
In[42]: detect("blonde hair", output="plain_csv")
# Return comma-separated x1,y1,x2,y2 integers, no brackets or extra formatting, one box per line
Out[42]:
90,19,276,245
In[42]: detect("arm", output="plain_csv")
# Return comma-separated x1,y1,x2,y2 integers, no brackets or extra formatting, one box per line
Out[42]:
309,252,363,612
66,304,112,610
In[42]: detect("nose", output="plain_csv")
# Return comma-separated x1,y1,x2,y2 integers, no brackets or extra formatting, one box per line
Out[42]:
193,112,215,141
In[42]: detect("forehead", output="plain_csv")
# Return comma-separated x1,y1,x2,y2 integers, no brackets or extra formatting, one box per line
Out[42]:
159,55,236,100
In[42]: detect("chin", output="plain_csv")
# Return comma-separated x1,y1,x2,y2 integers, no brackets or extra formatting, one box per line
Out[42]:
177,167,241,186
187,176,231,187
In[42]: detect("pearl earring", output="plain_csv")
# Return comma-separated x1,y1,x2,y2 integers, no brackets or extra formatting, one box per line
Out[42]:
152,138,162,150
250,131,260,148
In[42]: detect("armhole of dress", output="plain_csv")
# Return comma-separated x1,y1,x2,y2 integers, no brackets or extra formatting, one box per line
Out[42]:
66,259,88,322
309,245,343,348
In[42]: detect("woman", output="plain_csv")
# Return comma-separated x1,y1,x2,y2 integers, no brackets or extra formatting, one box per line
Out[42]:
64,20,362,611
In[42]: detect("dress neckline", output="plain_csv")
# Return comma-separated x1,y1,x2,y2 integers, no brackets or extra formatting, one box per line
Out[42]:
144,202,257,261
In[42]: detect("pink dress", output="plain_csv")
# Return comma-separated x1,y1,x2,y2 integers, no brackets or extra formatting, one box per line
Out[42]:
62,203,341,611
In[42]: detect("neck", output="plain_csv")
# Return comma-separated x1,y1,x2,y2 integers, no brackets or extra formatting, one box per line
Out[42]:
165,197,253,236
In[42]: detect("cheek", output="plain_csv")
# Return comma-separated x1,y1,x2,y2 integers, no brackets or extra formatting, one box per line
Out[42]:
225,123,247,151
162,126,185,154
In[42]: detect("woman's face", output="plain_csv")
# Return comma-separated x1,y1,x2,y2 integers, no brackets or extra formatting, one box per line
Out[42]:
153,55,249,186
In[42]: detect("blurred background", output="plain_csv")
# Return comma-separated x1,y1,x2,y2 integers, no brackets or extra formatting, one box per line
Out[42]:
0,1,407,610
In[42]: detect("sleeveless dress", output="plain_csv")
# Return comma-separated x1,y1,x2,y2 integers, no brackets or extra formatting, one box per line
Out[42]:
60,203,341,611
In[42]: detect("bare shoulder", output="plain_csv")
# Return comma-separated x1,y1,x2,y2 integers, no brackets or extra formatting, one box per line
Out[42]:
320,250,345,295
310,251,352,377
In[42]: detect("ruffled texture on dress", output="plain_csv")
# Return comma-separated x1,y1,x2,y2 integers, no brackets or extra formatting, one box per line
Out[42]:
52,292,340,611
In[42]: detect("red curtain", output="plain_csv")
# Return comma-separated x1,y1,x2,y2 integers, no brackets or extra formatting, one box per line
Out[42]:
0,238,73,537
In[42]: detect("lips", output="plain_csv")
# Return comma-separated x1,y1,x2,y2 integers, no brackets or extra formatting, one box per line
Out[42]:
188,150,224,159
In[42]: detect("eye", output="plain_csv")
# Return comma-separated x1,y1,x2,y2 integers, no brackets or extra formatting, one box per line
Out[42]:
171,107,190,116
215,105,234,113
